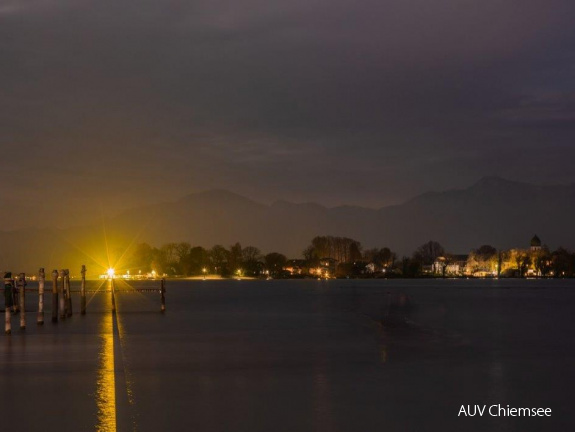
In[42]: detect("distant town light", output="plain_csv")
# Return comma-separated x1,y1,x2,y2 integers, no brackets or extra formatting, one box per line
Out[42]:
107,268,115,279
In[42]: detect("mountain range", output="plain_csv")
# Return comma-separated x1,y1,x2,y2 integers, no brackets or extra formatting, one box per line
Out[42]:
1,176,574,275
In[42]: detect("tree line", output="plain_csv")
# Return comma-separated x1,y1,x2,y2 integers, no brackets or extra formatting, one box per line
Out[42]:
128,242,288,277
127,236,575,278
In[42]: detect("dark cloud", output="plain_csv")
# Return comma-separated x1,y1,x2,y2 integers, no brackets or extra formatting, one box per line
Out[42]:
1,0,575,229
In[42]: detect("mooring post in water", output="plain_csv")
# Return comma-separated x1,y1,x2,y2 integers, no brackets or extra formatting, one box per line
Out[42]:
111,278,116,313
51,270,58,323
18,273,26,330
4,272,13,334
160,278,166,313
12,273,19,314
65,269,72,317
80,265,86,315
37,268,45,325
59,269,66,319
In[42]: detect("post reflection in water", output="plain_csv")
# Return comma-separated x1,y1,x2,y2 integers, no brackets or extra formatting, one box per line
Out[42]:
312,352,336,432
96,281,116,431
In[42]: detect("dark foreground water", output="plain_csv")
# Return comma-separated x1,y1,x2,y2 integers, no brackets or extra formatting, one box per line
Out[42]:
1,279,575,431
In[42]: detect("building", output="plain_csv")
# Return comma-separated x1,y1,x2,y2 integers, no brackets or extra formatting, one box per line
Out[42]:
446,255,469,275
284,259,305,275
530,235,542,252
310,257,337,278
433,255,469,276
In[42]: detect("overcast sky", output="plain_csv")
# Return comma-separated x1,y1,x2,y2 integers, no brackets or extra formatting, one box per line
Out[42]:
1,0,575,229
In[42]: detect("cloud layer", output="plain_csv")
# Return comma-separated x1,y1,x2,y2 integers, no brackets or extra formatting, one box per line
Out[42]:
1,0,575,229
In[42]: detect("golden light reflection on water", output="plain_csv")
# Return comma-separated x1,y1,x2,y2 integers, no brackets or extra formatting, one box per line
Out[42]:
96,305,116,431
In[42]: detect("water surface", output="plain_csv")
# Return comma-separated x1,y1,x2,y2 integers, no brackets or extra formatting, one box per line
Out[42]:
1,279,574,431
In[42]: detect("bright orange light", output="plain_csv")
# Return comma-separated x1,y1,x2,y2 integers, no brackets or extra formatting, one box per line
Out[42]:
107,268,115,278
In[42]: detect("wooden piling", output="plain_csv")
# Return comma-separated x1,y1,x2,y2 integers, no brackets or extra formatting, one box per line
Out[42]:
51,270,58,323
59,269,66,319
18,273,26,330
160,278,166,313
80,265,86,315
12,274,19,314
65,269,72,317
4,273,12,334
38,268,45,325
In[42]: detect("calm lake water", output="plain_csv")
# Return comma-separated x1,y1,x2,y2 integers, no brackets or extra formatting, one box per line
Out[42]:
1,279,575,431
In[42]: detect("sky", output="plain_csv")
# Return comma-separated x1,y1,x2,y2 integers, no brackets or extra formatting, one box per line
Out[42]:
1,0,575,230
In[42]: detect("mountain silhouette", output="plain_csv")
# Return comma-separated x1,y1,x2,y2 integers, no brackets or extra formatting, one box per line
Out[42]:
1,177,574,275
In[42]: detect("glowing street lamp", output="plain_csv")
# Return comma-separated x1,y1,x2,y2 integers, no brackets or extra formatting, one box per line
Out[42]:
107,268,115,279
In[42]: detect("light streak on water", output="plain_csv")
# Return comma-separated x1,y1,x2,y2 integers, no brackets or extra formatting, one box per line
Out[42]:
96,294,116,431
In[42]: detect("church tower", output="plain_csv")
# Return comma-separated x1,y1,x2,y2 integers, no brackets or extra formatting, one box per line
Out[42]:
530,235,542,252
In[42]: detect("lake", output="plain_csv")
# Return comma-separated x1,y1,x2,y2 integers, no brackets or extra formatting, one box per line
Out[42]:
1,278,574,431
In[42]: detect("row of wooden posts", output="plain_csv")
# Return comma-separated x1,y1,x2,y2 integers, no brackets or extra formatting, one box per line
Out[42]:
4,265,166,335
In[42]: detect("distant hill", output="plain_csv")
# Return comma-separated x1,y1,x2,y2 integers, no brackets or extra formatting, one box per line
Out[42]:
1,177,574,275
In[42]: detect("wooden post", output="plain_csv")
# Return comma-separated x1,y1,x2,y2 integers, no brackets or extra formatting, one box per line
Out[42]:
111,278,116,313
12,274,19,314
65,269,72,317
38,268,45,325
59,269,66,319
4,273,12,334
18,273,26,330
51,270,58,323
81,265,86,315
160,278,166,313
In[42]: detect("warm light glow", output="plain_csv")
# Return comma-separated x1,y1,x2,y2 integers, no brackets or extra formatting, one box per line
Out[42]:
96,296,116,431
107,268,115,278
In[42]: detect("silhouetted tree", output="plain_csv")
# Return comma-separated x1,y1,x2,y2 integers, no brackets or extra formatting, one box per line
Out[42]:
349,242,362,262
188,246,210,275
305,236,362,263
151,247,167,275
265,252,287,276
400,256,420,277
513,250,530,277
303,245,319,266
363,247,396,272
159,243,185,275
467,245,498,275
413,241,445,266
533,247,552,276
551,248,575,277
242,246,262,276
228,242,243,274
131,242,154,272
210,245,229,276
174,242,192,275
